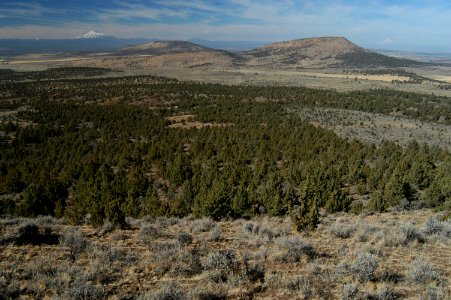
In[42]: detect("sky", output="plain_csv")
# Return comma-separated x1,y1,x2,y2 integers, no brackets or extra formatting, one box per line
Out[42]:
0,0,450,52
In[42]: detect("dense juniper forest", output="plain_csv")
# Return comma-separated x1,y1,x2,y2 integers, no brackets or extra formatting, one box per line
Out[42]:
0,68,450,229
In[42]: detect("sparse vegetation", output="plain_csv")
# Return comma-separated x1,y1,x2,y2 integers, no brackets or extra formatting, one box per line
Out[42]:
0,67,114,82
0,211,450,298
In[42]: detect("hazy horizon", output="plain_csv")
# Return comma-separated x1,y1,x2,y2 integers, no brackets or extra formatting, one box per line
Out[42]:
1,0,450,53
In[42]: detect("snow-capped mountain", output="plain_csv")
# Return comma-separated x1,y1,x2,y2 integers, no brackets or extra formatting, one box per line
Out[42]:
73,30,107,39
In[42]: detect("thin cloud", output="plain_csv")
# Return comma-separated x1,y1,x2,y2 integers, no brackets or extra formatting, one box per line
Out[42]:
0,0,451,51
0,2,53,18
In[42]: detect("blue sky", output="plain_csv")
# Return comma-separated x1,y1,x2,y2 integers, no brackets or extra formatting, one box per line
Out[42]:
0,0,450,52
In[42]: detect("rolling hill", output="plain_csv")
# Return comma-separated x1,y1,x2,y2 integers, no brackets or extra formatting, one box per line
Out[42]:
110,41,245,68
117,41,211,56
61,36,429,71
64,41,246,69
241,37,425,68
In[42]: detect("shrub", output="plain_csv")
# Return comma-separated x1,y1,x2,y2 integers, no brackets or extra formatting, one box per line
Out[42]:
285,276,311,295
263,272,284,290
186,285,226,300
442,221,451,239
242,254,265,283
242,220,287,239
397,222,423,245
59,229,88,261
424,287,446,300
150,241,181,275
177,232,193,246
355,223,379,242
202,250,237,273
207,225,222,242
385,222,424,246
95,245,137,267
380,268,403,284
351,252,378,282
138,223,162,245
98,221,115,236
138,281,185,300
273,236,315,262
202,249,238,283
155,216,180,227
205,270,225,284
171,249,202,277
67,275,105,300
190,218,216,233
330,222,355,239
421,218,443,236
377,285,397,300
342,283,358,300
407,257,442,285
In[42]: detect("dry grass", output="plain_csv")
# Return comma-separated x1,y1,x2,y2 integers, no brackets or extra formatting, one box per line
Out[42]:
167,114,196,122
168,121,233,129
167,114,233,129
4,53,451,97
290,106,451,151
0,209,450,299
238,69,410,83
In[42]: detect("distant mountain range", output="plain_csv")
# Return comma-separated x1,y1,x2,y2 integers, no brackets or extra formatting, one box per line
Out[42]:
0,32,432,69
73,30,108,39
0,31,265,56
0,31,151,55
63,36,426,70
373,49,451,64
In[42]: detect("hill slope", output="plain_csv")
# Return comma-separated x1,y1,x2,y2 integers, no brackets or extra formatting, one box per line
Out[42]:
117,41,211,56
67,41,245,69
242,37,424,68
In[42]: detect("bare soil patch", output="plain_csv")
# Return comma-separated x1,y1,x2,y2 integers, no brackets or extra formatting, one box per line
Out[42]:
167,114,233,129
167,114,196,122
169,121,233,129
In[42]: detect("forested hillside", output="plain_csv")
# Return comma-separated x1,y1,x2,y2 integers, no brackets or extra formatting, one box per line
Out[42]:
1,74,450,228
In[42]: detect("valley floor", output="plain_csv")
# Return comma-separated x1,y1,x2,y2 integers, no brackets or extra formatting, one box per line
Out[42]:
3,53,451,97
